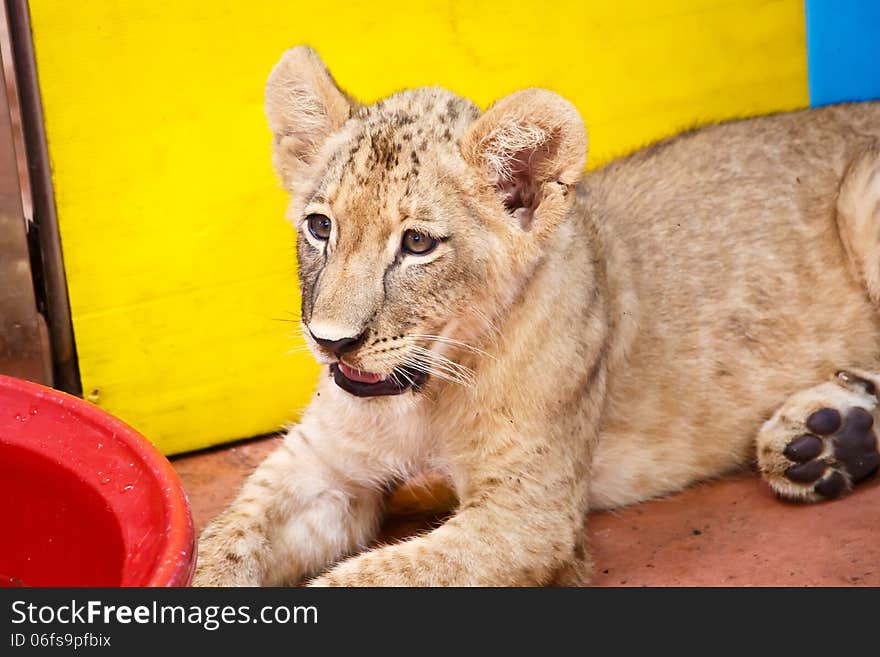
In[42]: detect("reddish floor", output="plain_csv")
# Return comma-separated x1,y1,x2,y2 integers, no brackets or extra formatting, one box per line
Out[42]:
172,435,880,586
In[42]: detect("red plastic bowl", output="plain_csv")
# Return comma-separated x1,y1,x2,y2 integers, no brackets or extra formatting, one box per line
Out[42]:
0,375,194,586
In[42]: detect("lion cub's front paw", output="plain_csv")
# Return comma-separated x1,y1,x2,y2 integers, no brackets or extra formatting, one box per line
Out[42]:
192,527,262,587
192,550,256,587
758,370,880,501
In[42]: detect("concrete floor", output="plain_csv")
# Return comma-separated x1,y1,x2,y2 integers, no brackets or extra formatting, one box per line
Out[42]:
172,435,880,586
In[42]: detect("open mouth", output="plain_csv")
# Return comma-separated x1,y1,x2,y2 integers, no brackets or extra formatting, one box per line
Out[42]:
330,362,427,397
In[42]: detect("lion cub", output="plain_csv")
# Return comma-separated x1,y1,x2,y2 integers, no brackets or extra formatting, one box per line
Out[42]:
194,46,880,586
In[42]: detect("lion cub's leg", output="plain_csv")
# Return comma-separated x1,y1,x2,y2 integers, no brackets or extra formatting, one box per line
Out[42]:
836,139,880,304
759,143,880,501
547,531,592,586
757,370,880,501
194,425,387,586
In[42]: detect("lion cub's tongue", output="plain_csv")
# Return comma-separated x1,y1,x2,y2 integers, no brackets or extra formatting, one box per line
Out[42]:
338,362,384,384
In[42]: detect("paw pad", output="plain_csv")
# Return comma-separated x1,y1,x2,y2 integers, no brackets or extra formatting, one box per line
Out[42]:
814,471,846,498
833,408,880,481
805,408,841,434
782,406,880,498
784,459,825,482
782,434,822,461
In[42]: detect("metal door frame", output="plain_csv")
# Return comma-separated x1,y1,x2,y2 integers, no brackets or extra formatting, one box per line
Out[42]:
0,0,79,392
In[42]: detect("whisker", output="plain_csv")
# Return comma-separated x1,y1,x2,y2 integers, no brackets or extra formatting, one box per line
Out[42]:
407,334,494,359
389,369,404,389
408,346,476,380
413,354,476,386
400,353,474,388
471,307,503,343
398,357,462,384
466,309,502,351
406,349,472,379
396,368,416,388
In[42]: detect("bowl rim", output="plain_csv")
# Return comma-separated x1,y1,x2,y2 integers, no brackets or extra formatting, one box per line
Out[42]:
0,374,195,586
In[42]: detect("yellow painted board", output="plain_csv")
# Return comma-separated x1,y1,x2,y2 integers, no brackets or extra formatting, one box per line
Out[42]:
28,1,808,454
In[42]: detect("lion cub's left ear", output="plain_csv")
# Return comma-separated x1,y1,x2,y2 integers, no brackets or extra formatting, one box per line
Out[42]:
461,89,586,235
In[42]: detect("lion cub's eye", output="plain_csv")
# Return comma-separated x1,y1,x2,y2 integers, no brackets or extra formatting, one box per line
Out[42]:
401,229,438,255
306,214,332,241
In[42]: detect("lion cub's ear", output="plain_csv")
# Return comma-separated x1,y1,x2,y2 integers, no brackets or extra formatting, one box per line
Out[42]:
461,89,586,235
265,46,354,189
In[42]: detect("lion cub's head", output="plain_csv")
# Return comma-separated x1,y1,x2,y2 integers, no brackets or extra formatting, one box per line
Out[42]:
266,46,586,398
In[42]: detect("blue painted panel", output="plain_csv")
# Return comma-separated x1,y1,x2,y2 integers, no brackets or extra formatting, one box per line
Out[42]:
806,0,880,106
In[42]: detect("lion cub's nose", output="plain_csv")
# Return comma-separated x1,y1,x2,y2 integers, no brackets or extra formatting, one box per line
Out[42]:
308,327,367,356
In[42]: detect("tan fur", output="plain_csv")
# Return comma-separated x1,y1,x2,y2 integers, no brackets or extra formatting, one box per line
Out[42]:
194,46,880,586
